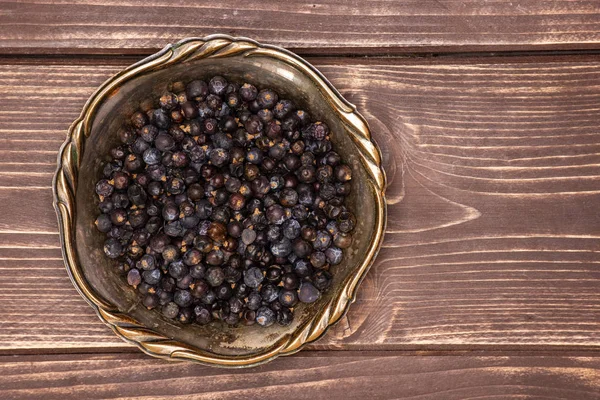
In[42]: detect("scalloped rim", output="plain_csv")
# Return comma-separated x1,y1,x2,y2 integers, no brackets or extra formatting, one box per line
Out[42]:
52,34,387,368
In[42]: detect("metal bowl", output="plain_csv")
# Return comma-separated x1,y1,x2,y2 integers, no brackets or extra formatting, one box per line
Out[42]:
53,35,386,367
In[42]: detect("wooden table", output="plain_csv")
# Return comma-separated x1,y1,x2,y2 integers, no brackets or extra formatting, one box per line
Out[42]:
1,1,600,398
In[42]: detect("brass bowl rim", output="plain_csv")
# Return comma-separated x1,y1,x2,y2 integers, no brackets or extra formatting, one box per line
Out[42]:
52,34,387,368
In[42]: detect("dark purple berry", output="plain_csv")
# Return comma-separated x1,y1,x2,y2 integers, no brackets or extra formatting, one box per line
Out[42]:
256,306,276,327
162,302,179,319
187,80,208,100
127,268,142,288
239,83,258,101
95,179,114,197
279,289,298,307
298,282,320,303
208,76,228,96
244,267,263,288
257,89,278,109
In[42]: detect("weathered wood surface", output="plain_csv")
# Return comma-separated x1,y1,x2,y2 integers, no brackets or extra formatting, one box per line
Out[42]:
0,352,599,399
1,1,600,54
1,55,599,351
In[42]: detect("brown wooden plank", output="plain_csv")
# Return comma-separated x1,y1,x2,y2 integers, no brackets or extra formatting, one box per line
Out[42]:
1,1,600,55
1,55,600,352
0,352,599,399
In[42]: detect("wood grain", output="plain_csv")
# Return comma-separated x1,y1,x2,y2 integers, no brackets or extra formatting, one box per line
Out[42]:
1,0,600,54
0,352,599,399
1,55,600,351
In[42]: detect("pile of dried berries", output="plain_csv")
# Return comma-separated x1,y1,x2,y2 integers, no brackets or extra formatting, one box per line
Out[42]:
94,76,356,327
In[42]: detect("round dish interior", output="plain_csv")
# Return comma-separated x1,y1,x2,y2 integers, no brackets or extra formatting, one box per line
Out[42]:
75,54,379,356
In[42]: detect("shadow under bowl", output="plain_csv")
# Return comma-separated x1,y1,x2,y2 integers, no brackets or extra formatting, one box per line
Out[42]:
53,35,386,367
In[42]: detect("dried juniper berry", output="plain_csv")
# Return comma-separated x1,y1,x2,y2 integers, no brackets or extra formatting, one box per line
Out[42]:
243,266,263,289
298,282,320,304
277,308,293,326
186,80,208,100
95,214,112,233
256,306,276,327
162,302,179,319
239,83,258,102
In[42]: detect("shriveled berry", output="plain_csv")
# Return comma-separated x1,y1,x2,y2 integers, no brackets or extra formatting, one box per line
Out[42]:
154,109,171,129
128,209,148,229
301,226,317,241
290,239,310,258
124,153,143,172
206,222,226,243
257,108,273,123
127,184,147,206
241,228,256,245
229,296,244,314
154,133,175,152
312,122,329,140
216,283,233,300
149,233,170,253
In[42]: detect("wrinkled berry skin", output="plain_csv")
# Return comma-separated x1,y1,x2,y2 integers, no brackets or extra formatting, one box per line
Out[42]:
94,76,356,328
